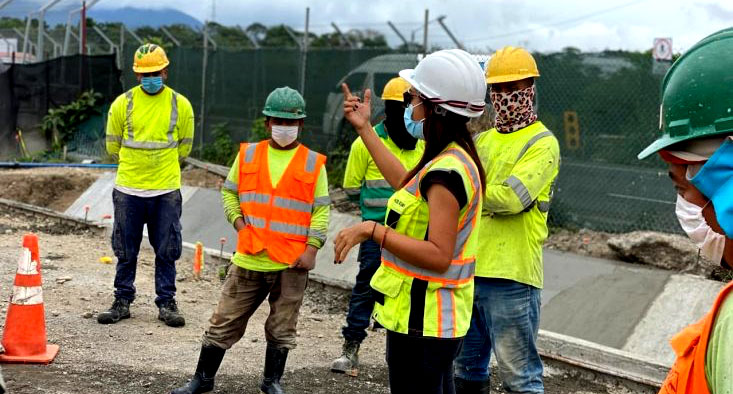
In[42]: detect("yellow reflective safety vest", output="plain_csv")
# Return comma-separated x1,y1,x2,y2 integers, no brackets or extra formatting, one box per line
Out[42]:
106,85,195,190
370,143,482,338
474,121,560,288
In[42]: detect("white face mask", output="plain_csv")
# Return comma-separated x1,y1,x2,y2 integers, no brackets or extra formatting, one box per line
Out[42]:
271,125,299,147
675,194,726,266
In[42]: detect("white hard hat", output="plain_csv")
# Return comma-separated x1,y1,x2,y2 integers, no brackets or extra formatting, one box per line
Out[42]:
399,49,486,118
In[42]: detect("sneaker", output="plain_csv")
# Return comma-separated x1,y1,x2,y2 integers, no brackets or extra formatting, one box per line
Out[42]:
158,299,186,327
97,298,131,324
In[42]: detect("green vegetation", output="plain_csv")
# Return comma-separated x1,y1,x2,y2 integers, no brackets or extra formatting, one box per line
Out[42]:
41,90,103,151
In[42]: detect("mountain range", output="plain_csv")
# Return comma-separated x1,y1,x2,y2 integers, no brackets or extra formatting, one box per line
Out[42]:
2,6,203,29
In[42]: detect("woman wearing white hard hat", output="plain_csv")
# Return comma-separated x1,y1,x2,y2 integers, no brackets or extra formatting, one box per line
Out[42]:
333,49,486,393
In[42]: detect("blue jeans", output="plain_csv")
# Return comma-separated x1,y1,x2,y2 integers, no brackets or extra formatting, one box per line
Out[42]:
341,239,381,343
454,278,543,393
111,189,183,307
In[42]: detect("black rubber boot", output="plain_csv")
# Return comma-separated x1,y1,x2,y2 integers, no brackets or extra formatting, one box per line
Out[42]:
330,340,360,376
171,344,226,394
97,298,130,324
159,299,186,327
260,345,289,394
455,377,490,394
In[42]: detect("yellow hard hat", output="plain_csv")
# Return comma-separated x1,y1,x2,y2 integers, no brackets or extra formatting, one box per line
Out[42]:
486,46,539,84
133,44,170,73
381,77,411,102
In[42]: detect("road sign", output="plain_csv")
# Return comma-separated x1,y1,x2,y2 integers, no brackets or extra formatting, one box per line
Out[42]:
653,38,673,61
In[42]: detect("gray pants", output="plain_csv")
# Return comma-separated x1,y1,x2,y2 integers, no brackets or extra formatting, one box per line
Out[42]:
203,265,308,350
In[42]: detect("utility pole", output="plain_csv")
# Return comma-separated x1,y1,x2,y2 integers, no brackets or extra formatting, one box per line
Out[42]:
436,16,464,50
423,9,429,54
301,7,309,95
387,21,409,50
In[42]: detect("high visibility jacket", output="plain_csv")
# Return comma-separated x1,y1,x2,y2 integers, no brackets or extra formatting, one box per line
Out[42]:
474,121,560,288
343,122,425,222
235,140,327,264
106,85,195,190
370,143,483,338
659,281,733,394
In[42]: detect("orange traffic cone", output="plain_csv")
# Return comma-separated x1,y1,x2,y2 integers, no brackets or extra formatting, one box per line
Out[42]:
0,233,59,364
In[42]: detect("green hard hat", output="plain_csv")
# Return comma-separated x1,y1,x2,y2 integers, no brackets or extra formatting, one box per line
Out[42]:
262,87,306,119
638,28,733,159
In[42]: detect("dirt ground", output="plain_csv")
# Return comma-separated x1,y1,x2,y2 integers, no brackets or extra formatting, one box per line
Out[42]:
0,212,639,394
0,168,102,212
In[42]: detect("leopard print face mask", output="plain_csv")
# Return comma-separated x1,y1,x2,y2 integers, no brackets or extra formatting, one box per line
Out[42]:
490,85,537,133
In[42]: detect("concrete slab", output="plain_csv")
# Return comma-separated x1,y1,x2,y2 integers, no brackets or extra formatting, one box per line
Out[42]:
543,250,619,306
64,170,196,224
540,261,671,349
179,188,236,251
622,274,724,364
310,211,361,289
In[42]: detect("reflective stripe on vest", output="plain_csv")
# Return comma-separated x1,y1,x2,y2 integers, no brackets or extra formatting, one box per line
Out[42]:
503,129,555,212
235,141,326,264
383,148,481,287
122,89,181,150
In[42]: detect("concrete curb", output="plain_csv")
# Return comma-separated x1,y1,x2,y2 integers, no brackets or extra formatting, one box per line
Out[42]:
538,330,667,388
0,198,106,235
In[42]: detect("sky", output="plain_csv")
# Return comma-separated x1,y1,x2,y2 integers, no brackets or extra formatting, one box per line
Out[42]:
5,0,733,53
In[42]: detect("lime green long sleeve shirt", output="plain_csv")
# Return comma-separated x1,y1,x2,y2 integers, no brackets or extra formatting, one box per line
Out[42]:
706,291,733,393
106,85,195,190
221,142,330,272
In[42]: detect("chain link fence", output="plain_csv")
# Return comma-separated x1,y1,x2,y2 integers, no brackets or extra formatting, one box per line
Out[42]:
3,46,680,234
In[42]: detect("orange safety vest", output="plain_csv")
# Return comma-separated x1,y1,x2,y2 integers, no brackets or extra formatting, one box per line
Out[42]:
235,140,326,264
659,281,733,394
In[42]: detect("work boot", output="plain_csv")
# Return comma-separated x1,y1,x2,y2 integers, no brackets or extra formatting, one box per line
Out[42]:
97,298,130,324
158,299,186,327
260,344,289,394
454,377,490,394
330,340,360,376
171,344,226,394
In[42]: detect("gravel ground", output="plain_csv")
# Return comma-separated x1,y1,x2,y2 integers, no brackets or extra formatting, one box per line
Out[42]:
0,211,651,394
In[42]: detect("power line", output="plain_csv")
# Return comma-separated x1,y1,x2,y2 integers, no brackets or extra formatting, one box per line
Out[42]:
463,0,647,43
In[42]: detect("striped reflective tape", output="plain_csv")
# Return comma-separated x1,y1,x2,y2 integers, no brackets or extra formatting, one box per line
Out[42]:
121,139,179,150
382,250,475,287
243,143,258,163
363,198,389,208
313,196,331,207
343,187,360,196
505,175,533,209
106,135,122,143
270,221,309,237
11,285,43,305
305,150,318,173
244,215,267,229
437,288,456,338
307,228,328,242
239,192,270,204
222,179,238,191
167,92,178,142
365,179,391,188
125,90,134,140
17,248,38,275
274,196,312,213
179,138,194,146
538,201,550,213
515,130,554,162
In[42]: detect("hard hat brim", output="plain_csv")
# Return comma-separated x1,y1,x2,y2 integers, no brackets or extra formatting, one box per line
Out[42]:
638,129,733,159
399,68,484,118
262,109,307,119
133,60,170,74
486,73,539,84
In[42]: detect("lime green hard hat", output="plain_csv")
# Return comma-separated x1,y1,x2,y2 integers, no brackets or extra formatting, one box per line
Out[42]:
262,87,306,119
638,28,733,159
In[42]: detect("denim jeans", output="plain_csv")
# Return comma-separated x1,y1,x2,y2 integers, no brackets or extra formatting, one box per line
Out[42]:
341,239,381,343
111,189,183,307
454,277,543,393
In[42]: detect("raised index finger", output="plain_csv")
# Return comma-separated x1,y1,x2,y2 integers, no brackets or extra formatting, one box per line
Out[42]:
341,83,354,100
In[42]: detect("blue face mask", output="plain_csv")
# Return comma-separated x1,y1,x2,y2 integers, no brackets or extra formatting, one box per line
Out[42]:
141,76,164,94
691,137,733,238
403,103,425,140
